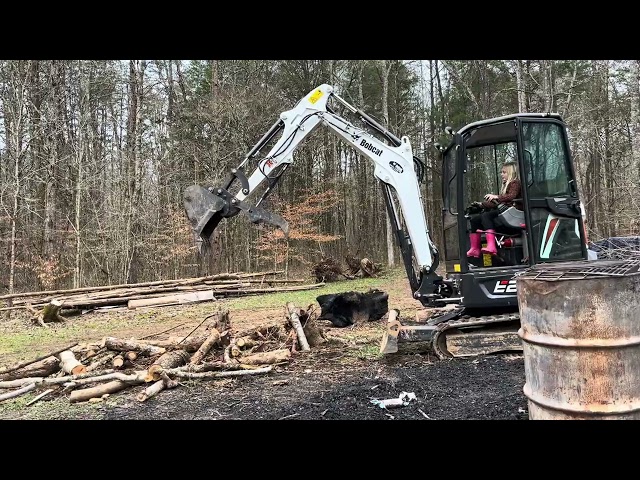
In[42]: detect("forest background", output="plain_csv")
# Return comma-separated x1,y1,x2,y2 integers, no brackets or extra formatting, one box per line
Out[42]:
1,60,634,293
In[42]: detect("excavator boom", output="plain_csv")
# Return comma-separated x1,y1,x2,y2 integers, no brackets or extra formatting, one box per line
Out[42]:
184,84,445,303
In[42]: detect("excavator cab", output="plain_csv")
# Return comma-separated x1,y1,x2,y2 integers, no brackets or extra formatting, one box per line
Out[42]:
440,114,588,312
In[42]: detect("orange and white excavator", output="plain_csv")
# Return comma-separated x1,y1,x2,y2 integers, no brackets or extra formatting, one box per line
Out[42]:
183,84,590,358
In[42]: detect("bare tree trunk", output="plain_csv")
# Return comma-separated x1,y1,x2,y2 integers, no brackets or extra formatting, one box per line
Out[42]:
542,60,555,112
602,61,613,237
356,60,368,256
208,60,220,277
515,60,527,113
525,61,532,112
3,62,30,317
124,60,146,284
74,61,90,288
564,62,579,118
435,60,447,133
589,61,603,237
631,61,640,184
74,148,83,288
8,147,20,315
43,61,64,263
378,60,395,268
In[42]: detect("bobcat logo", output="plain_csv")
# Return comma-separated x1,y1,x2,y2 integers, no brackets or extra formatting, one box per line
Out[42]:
389,161,403,174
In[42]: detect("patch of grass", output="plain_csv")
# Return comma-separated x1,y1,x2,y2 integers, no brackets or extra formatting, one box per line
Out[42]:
0,395,30,414
0,394,105,420
350,343,383,361
0,327,80,359
223,270,398,311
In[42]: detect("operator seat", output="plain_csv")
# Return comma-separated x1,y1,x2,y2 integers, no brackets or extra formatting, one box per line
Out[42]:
497,206,524,229
495,205,528,260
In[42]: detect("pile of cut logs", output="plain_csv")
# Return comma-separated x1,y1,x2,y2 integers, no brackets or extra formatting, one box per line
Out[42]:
0,271,325,326
0,302,328,405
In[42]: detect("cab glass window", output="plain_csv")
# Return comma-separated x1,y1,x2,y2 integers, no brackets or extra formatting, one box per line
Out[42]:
521,122,573,198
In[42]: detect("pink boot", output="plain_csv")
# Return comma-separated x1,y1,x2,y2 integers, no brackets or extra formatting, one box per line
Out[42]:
482,229,498,255
466,232,481,258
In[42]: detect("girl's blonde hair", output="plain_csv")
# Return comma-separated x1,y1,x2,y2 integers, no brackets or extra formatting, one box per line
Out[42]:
500,161,519,195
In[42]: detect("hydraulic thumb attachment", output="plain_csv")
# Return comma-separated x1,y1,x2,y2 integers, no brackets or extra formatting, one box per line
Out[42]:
183,183,289,252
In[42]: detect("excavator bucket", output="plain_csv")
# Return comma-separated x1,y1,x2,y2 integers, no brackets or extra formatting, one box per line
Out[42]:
183,185,228,244
183,184,289,252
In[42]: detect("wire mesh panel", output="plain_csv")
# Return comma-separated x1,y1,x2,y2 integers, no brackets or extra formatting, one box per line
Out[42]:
516,259,640,281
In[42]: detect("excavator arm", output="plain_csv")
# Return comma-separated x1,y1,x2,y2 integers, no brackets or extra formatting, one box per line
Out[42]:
183,84,445,305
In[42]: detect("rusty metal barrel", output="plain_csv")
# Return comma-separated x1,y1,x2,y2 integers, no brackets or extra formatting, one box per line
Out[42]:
517,259,640,420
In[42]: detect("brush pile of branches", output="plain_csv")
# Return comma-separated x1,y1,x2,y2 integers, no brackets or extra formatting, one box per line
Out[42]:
345,254,383,278
0,303,332,406
311,257,345,282
311,254,383,284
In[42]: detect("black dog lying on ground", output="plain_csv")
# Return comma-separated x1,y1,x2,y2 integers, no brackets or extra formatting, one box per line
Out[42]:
316,289,389,328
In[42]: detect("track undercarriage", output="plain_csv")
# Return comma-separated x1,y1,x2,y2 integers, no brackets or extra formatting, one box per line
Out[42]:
380,307,523,358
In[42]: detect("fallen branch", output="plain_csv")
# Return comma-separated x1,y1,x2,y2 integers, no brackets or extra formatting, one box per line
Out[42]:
0,356,61,382
68,371,148,403
86,352,117,372
0,343,78,375
63,370,147,388
237,348,291,365
79,346,106,363
139,322,187,340
0,369,116,389
137,370,179,402
103,337,166,356
189,328,221,365
165,365,273,380
286,302,310,351
25,388,55,406
0,383,36,402
174,361,253,373
136,334,209,352
136,380,165,403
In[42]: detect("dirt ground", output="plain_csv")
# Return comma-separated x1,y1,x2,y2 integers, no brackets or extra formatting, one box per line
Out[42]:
0,271,530,420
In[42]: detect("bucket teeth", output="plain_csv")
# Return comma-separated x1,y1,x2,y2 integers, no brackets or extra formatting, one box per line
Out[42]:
239,201,289,238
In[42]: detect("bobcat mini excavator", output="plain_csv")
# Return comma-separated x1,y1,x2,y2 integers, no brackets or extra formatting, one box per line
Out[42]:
183,84,589,359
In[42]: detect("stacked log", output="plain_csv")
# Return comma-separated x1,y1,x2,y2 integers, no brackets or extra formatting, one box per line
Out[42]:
0,270,325,324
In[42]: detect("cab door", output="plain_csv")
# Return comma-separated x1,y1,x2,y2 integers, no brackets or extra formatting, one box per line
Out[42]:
517,118,588,263
441,141,461,273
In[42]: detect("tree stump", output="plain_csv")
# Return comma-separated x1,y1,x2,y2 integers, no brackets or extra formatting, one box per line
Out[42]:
29,299,67,326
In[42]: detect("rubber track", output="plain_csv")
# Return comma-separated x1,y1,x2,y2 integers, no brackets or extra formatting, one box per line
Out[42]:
431,311,521,359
